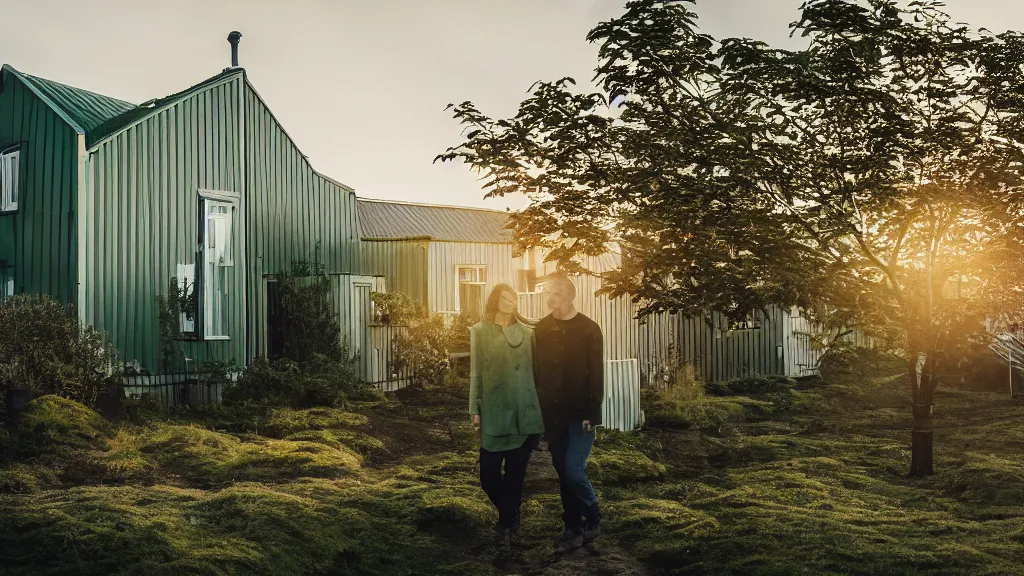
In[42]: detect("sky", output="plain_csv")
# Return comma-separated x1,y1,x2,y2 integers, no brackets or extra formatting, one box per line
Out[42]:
2,0,1022,212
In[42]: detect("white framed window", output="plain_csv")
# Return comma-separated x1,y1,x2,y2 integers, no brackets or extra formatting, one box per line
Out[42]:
717,312,762,338
1,148,19,212
200,191,238,340
456,265,486,316
0,267,13,300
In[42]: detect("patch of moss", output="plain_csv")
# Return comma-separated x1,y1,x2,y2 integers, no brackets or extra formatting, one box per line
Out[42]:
646,396,762,431
16,395,113,457
416,489,495,537
140,424,361,485
284,428,388,459
0,462,58,494
263,407,369,438
939,454,1024,506
588,447,666,485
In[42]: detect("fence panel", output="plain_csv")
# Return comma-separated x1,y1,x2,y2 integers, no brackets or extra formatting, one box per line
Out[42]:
602,359,642,432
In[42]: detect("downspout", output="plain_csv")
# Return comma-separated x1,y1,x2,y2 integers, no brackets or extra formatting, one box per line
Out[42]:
76,133,87,324
240,71,250,365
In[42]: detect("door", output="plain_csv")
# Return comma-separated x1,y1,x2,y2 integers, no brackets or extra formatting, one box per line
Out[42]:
351,282,374,380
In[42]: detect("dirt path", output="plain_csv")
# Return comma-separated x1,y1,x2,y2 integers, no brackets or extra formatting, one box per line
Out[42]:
497,448,652,576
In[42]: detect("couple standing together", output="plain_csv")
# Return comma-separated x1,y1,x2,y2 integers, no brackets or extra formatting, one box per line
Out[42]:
467,272,603,556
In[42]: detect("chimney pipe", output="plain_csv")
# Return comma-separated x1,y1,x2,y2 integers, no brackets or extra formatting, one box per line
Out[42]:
227,31,242,67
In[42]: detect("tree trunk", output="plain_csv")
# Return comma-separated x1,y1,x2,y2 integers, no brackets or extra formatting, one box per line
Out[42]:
909,365,935,478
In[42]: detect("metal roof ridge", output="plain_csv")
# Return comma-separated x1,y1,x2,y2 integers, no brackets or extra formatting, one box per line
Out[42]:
242,75,356,192
356,196,512,214
86,68,244,150
3,64,87,134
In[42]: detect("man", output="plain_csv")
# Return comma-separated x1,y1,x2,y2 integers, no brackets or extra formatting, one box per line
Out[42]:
533,271,604,552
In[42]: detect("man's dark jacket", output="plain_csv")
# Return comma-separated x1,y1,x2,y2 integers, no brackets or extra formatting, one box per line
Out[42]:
533,312,604,438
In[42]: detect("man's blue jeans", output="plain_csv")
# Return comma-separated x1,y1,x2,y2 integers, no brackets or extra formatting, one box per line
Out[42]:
548,421,599,530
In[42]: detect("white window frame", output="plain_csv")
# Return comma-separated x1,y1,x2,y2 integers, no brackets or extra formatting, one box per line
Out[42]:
1,148,20,212
199,190,239,341
717,312,763,338
455,265,486,313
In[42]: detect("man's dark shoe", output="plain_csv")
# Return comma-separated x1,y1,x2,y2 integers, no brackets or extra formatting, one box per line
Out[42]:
555,527,584,552
583,523,601,543
497,528,513,559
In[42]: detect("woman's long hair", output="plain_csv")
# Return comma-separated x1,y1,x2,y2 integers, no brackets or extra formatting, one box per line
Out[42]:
483,283,535,327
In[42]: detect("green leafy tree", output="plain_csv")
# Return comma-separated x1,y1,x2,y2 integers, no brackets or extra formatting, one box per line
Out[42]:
439,0,1024,476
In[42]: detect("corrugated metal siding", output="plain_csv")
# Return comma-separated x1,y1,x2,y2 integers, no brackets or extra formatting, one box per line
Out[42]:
357,198,512,243
245,85,362,360
81,75,246,370
525,251,639,361
783,308,874,377
0,72,79,304
360,240,428,304
428,241,516,312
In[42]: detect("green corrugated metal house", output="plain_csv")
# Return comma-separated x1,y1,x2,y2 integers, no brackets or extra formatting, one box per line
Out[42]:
0,59,362,373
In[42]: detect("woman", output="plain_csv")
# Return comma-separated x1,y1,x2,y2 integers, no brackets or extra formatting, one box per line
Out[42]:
468,283,544,555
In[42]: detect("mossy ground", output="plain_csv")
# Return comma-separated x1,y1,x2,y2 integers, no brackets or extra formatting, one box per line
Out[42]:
3,372,1024,575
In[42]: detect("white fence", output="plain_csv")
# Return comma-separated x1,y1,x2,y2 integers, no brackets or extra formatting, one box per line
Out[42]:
601,359,643,432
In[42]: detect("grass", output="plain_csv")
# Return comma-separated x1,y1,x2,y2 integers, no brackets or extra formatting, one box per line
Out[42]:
2,371,1024,575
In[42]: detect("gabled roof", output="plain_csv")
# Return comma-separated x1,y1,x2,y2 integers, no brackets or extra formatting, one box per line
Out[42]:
3,64,245,149
85,68,240,148
4,65,136,134
357,198,513,243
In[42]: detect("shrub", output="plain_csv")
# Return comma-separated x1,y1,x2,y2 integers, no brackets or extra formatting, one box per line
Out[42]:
277,264,343,363
0,295,121,408
371,291,418,326
394,307,477,388
704,375,797,397
225,354,375,409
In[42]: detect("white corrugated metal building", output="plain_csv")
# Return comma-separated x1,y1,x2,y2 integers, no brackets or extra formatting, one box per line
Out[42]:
356,197,857,429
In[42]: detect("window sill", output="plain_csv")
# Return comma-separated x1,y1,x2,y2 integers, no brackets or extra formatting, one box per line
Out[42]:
0,208,17,215
204,336,231,341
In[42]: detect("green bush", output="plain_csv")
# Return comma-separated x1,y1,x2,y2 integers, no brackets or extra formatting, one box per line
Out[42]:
278,265,344,363
704,375,796,397
0,295,121,408
378,292,477,388
16,395,114,458
225,355,374,409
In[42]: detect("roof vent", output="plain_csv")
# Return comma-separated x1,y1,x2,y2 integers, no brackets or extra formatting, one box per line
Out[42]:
227,31,242,68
